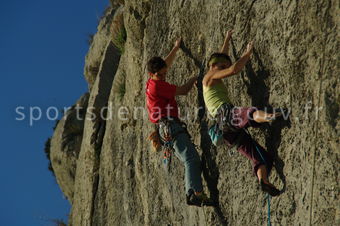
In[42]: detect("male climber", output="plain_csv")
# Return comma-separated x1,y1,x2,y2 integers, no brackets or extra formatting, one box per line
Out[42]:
146,38,212,206
202,30,281,196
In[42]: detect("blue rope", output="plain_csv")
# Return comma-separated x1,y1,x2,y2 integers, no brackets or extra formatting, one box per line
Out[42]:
245,129,272,226
254,144,266,166
254,141,272,226
267,194,271,226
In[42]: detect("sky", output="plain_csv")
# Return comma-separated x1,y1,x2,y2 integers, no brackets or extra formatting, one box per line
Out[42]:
0,0,108,225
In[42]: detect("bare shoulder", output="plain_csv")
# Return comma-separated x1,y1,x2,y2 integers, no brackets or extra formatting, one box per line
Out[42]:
202,71,215,87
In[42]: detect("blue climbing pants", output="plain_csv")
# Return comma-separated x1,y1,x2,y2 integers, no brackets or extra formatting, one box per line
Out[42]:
159,119,203,195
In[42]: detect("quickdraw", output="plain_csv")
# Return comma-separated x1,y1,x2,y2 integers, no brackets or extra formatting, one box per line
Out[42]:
158,119,174,172
162,131,173,172
158,118,188,173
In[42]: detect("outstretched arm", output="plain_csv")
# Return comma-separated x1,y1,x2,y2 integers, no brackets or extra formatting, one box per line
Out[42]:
220,30,233,55
175,76,197,95
164,38,181,69
212,41,254,80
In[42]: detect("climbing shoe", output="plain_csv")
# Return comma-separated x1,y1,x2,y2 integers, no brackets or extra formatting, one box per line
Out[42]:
260,179,280,196
186,190,215,207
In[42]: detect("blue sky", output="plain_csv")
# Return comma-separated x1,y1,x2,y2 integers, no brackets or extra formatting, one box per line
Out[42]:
0,0,108,225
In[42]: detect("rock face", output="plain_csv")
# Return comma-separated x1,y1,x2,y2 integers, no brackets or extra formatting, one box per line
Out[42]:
49,0,339,225
50,93,89,203
84,7,116,90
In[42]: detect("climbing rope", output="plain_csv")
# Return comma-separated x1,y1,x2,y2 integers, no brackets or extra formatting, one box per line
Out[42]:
267,194,271,226
309,41,325,226
256,148,272,226
245,128,272,226
254,143,272,226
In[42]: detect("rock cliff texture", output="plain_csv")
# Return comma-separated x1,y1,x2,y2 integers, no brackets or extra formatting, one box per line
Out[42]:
49,0,339,225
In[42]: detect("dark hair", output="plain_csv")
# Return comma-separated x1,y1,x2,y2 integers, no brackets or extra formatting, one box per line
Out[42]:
147,57,167,73
207,53,232,67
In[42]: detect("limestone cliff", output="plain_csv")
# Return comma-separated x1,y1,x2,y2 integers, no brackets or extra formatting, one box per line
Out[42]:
48,0,339,225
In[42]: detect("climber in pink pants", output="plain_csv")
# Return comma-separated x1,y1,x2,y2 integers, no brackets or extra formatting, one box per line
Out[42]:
202,30,281,196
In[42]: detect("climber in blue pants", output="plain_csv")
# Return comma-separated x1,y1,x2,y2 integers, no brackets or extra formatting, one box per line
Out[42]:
146,38,213,206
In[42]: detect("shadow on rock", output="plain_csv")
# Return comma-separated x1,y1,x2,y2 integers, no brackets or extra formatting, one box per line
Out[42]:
265,117,291,194
240,49,291,194
193,57,229,225
200,124,229,226
180,42,202,69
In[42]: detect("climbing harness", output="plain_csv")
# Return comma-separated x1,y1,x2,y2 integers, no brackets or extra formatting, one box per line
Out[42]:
208,103,235,147
216,103,238,133
208,123,224,146
209,104,244,157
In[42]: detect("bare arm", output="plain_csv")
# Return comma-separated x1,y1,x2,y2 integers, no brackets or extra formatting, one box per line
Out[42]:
164,38,181,69
212,41,254,80
175,77,197,95
220,30,233,55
